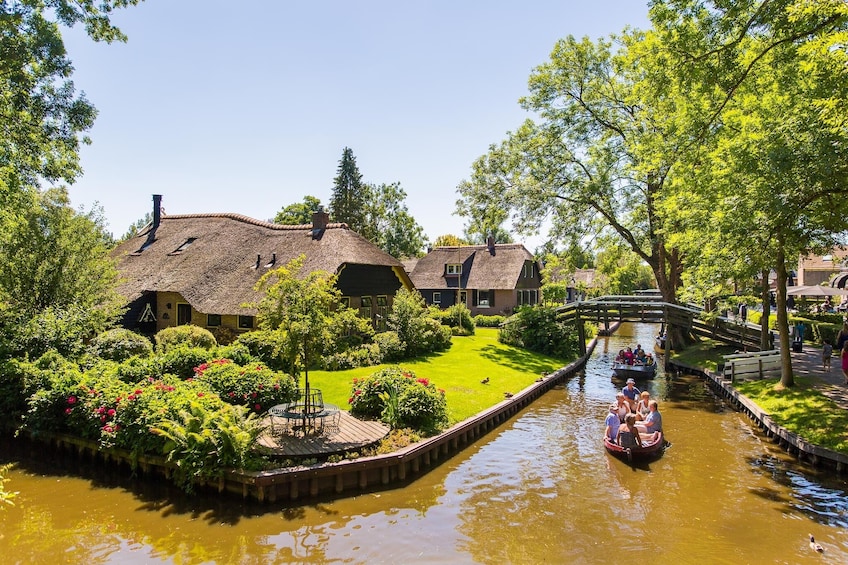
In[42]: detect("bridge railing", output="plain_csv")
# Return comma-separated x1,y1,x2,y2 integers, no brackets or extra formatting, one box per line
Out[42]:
555,295,767,352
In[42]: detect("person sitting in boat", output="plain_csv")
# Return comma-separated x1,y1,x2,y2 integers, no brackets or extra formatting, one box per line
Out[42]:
614,349,626,363
636,400,663,441
617,413,642,448
605,404,620,442
644,353,654,366
622,347,635,365
634,348,647,365
614,393,631,423
621,378,641,410
635,391,651,421
634,344,645,357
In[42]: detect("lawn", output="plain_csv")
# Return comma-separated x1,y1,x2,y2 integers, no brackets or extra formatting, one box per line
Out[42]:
671,339,848,454
306,328,567,425
734,377,848,453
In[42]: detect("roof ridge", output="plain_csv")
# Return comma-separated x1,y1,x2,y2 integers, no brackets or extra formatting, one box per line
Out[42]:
161,213,349,231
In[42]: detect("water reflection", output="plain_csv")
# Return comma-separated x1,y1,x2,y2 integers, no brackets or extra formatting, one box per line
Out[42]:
2,323,848,563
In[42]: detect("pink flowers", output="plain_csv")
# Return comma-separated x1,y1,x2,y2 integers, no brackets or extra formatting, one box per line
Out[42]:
67,396,77,405
417,378,430,387
254,404,261,411
65,407,73,415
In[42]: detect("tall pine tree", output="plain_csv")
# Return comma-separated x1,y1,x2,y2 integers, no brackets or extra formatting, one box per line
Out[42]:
329,147,367,233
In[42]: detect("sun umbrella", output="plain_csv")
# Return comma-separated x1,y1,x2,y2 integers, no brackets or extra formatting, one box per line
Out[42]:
786,285,848,296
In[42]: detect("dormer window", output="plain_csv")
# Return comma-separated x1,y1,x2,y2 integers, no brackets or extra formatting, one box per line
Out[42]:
446,264,462,275
169,237,197,255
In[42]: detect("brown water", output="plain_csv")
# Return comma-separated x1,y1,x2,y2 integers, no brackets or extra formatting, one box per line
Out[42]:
3,323,848,564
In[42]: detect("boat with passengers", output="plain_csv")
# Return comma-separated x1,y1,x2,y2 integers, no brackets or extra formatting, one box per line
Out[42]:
611,344,657,379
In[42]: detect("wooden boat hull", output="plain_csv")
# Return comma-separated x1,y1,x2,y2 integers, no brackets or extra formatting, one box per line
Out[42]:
604,431,665,462
611,362,657,379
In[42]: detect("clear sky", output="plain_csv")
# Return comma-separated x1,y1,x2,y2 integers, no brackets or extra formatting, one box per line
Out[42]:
63,1,651,249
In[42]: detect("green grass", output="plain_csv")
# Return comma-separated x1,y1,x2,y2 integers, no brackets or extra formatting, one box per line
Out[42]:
672,339,848,454
734,378,848,453
306,328,566,425
670,338,736,372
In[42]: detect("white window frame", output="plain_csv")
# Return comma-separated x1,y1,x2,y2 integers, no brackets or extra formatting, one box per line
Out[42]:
433,292,441,305
446,264,462,275
478,290,491,307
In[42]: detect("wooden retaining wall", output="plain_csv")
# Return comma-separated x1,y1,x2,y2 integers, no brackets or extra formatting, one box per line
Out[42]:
670,360,848,474
10,340,597,503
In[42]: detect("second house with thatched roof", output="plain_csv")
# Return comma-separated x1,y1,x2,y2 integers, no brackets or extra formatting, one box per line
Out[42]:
111,195,413,339
408,237,542,316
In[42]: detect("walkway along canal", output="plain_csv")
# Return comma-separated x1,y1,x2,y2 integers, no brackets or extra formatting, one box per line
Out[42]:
2,322,848,563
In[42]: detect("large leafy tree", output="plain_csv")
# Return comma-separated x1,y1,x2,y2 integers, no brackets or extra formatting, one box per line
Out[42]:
362,182,428,258
0,188,124,358
456,31,687,312
329,147,368,233
0,1,143,357
0,0,142,195
651,0,848,385
273,195,323,225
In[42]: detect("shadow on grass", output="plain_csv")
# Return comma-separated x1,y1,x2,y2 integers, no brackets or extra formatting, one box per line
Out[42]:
477,344,563,374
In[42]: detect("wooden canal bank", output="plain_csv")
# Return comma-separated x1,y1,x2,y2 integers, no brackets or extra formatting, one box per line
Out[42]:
6,341,597,504
670,359,848,474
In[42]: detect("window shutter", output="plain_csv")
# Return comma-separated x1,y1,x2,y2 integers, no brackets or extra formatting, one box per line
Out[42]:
490,291,495,307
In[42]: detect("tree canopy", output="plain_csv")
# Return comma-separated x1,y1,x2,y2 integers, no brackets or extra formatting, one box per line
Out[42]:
273,195,323,225
456,0,848,384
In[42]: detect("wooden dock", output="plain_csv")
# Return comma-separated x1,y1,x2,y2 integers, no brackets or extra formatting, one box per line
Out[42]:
258,411,389,457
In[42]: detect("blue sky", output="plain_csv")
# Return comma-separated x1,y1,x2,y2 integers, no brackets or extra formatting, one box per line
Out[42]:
63,1,651,249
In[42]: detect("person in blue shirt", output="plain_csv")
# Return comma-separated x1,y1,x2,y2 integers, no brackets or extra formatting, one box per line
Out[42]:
637,400,663,441
621,378,641,411
604,404,620,442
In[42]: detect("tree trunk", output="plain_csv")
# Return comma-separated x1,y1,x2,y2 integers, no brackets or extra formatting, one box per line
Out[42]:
774,245,795,387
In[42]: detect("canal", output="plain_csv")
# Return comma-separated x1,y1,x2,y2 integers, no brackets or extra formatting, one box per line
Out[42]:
2,323,848,563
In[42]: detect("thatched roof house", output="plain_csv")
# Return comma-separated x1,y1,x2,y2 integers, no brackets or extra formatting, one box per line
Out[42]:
112,195,412,337
409,237,542,316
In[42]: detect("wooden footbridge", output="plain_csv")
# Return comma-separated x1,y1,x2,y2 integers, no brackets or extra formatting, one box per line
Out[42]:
556,293,770,362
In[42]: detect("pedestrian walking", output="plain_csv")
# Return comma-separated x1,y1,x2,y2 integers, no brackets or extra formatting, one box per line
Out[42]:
822,339,833,371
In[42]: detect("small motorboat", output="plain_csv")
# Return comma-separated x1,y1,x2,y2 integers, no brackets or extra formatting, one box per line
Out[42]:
604,431,665,462
611,362,657,379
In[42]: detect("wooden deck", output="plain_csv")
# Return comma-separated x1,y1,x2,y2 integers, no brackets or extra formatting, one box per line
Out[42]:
258,411,389,457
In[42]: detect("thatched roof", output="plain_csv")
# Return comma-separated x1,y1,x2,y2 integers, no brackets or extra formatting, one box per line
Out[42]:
111,213,410,315
409,244,537,290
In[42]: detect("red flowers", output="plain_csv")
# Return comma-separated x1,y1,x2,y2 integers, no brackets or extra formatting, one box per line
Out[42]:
67,396,77,405
254,404,261,411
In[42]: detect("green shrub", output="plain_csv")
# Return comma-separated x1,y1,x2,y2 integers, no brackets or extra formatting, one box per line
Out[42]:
323,344,382,370
117,355,158,382
0,358,51,426
89,328,153,362
234,330,289,371
349,366,447,433
151,402,267,492
420,317,452,353
499,305,578,359
215,342,255,366
440,303,475,334
473,314,506,328
373,331,404,362
210,325,238,346
158,346,210,379
154,325,217,353
193,358,297,413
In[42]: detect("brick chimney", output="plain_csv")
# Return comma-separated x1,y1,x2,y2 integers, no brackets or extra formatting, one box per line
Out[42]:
312,206,330,239
312,207,329,230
